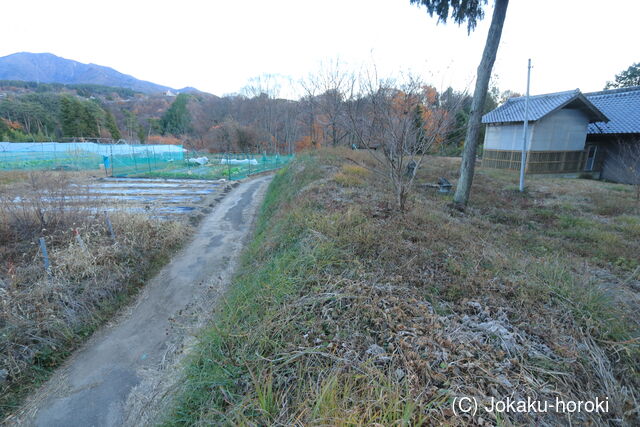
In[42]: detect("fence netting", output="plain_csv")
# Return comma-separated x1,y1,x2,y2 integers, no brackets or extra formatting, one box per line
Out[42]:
110,151,293,180
0,142,292,180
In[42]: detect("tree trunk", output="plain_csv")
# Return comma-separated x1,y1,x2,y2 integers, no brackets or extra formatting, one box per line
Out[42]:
453,0,509,207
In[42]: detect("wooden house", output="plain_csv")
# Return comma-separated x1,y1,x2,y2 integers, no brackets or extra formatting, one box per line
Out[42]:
481,86,640,182
481,89,608,174
584,86,640,183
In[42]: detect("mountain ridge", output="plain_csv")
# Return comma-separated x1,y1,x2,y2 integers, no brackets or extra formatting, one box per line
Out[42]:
0,52,198,95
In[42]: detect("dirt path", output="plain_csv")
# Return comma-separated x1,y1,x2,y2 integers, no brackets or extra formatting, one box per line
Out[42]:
12,175,273,427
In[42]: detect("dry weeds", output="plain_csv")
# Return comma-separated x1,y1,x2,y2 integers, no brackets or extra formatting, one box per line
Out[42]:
0,171,191,416
165,150,639,426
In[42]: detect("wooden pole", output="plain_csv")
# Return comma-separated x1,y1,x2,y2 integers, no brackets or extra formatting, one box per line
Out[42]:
39,237,51,275
104,211,116,241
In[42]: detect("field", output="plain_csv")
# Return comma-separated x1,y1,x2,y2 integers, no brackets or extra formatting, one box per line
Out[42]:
0,145,293,182
164,149,639,425
111,153,294,181
0,170,227,416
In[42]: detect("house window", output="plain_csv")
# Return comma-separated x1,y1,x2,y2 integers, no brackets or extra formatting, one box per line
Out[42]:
585,145,598,171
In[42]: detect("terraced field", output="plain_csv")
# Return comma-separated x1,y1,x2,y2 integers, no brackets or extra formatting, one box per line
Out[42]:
74,177,228,218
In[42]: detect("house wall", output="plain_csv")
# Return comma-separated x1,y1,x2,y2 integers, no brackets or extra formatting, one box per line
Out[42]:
483,108,589,152
529,109,589,151
483,123,534,151
482,108,592,174
589,134,640,183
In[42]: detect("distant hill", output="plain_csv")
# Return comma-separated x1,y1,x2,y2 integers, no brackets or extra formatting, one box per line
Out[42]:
0,52,196,95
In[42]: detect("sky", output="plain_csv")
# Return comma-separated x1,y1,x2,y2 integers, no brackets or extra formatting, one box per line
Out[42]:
0,0,638,99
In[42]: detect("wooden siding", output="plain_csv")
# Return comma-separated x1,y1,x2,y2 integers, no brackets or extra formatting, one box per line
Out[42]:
482,149,587,174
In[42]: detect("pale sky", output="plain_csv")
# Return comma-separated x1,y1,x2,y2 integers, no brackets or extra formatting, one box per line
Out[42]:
1,0,637,99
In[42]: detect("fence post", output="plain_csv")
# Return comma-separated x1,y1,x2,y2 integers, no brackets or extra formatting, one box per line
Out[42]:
109,144,114,177
152,145,158,169
131,145,138,173
39,237,52,275
74,228,87,251
104,211,116,241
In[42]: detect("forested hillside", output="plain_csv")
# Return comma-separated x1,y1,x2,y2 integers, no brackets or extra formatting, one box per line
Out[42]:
0,76,513,155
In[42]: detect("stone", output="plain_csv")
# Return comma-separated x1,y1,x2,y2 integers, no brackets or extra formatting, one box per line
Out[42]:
366,344,386,356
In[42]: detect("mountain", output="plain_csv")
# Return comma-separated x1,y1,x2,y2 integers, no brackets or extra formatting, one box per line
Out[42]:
0,52,186,94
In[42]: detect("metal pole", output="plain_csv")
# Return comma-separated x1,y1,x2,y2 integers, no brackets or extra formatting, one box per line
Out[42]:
519,58,532,193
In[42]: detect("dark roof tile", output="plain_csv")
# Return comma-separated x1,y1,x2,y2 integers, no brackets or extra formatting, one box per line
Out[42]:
483,89,577,123
482,89,608,124
586,86,640,134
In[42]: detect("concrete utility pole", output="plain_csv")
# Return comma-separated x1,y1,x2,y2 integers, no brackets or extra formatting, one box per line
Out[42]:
519,58,532,192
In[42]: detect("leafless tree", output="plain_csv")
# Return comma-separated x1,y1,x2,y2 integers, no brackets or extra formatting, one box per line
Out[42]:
301,59,350,147
346,71,457,211
241,74,288,153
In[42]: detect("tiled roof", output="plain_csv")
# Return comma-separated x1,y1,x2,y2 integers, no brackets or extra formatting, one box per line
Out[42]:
482,89,608,124
586,86,640,134
483,89,576,123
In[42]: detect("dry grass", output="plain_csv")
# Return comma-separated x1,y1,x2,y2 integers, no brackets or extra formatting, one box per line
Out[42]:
165,150,639,426
333,164,371,187
0,171,192,416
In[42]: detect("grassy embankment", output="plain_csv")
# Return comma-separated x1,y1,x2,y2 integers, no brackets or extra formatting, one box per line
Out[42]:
165,149,639,425
0,171,192,418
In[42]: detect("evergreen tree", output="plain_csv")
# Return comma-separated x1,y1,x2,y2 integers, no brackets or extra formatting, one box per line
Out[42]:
105,111,121,140
59,96,100,137
60,96,80,137
161,94,191,135
80,102,99,136
0,118,9,140
605,62,640,89
411,0,510,207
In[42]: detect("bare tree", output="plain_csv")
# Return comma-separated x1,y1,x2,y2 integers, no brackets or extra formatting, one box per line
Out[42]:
301,59,350,147
346,72,457,211
241,74,284,153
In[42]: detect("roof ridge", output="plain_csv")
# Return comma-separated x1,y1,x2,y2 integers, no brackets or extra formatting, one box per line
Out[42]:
483,88,608,124
585,86,640,97
505,88,579,102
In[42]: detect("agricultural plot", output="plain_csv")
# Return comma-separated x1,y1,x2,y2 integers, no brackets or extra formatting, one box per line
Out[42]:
111,153,294,180
4,177,226,222
0,169,216,415
70,177,227,219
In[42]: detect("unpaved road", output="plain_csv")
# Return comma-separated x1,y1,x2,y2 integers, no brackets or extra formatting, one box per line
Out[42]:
12,176,272,426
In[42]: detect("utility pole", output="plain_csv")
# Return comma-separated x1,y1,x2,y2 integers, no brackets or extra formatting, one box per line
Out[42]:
519,58,532,192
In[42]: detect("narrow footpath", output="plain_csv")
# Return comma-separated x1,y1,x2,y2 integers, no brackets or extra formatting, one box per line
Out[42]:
13,175,273,427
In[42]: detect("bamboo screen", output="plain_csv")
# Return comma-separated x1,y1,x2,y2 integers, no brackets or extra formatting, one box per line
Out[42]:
482,149,586,174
